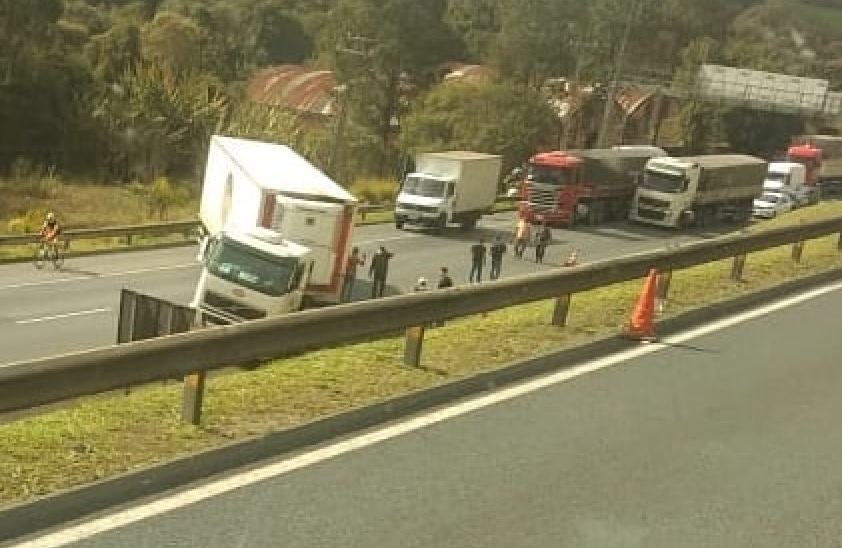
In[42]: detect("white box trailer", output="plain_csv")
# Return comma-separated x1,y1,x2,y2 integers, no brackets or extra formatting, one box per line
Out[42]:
631,154,767,228
395,151,502,231
192,135,358,323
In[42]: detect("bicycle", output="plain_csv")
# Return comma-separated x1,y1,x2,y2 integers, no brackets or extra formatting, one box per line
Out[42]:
33,238,68,270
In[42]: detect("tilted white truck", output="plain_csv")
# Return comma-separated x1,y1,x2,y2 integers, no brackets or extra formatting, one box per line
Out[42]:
630,154,767,228
191,135,357,325
394,151,502,231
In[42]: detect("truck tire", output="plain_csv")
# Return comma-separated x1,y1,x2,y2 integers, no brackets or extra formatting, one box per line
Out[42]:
395,220,405,229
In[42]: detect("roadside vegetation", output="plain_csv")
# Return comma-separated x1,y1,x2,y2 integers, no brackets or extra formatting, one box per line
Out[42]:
2,202,842,507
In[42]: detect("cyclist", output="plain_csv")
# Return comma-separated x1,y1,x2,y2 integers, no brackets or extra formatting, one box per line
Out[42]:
40,212,62,250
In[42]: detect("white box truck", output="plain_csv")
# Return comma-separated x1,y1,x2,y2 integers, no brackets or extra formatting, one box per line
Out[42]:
630,154,767,228
394,151,502,231
763,161,813,207
191,135,358,324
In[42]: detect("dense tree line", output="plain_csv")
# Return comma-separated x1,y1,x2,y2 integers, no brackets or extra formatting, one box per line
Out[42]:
0,0,840,185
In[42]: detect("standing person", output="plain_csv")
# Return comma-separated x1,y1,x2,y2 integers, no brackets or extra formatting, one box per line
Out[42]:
468,239,487,283
437,267,454,289
368,246,394,298
489,236,507,280
534,222,552,264
513,216,531,258
341,246,366,303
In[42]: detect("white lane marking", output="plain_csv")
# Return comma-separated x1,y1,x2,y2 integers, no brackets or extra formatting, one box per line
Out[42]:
14,308,111,325
12,279,842,548
0,264,197,291
356,234,419,245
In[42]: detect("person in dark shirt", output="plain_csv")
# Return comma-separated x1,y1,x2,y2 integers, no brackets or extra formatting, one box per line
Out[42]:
368,246,394,298
489,236,507,280
534,223,552,264
468,239,487,283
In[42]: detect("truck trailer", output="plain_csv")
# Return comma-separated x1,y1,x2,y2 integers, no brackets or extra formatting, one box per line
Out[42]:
394,151,502,231
630,154,767,228
517,146,668,227
191,135,357,324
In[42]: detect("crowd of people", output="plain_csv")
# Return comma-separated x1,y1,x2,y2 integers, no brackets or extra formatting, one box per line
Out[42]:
341,214,579,303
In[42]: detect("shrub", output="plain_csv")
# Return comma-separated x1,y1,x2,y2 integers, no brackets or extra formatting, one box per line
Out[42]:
349,178,399,205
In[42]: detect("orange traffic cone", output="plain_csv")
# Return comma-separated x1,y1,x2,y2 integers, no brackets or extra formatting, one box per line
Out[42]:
627,269,657,341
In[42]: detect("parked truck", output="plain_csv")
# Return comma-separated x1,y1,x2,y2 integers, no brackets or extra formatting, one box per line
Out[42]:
517,146,668,227
763,161,813,207
630,154,767,228
394,151,502,231
787,135,842,197
191,135,357,325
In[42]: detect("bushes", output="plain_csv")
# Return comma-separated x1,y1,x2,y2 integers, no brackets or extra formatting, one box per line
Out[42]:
349,178,399,205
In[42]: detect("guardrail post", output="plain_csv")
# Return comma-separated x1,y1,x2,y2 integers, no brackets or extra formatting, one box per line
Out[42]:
181,372,206,425
837,232,842,252
656,270,673,313
551,294,572,327
791,240,805,264
125,234,133,246
730,254,747,281
404,325,425,367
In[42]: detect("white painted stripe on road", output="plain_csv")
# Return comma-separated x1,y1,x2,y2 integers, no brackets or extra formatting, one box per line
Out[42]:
0,264,197,291
14,308,111,325
13,278,842,547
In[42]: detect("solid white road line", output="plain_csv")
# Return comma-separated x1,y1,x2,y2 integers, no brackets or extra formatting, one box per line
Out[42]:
14,308,111,325
0,264,198,291
11,279,842,548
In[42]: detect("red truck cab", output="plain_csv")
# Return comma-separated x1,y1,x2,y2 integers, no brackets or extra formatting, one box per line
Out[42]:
517,146,666,227
787,144,822,187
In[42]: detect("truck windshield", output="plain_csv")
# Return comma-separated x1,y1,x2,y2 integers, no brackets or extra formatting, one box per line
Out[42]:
765,172,787,184
527,165,572,186
403,176,446,197
641,170,687,193
207,239,299,297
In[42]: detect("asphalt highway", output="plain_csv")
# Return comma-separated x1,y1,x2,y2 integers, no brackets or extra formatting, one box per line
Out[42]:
0,212,727,364
11,279,842,547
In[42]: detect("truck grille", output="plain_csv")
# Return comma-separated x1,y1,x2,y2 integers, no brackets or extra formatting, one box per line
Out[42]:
525,185,557,210
203,291,266,322
637,196,670,209
397,202,438,214
635,208,666,221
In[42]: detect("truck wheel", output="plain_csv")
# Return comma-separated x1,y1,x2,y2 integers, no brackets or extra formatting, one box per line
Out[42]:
395,220,405,229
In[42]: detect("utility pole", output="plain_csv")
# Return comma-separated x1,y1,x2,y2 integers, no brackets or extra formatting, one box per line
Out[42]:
596,0,643,148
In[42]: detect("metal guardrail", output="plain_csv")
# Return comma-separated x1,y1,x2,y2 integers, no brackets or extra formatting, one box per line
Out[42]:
1,216,842,419
0,201,518,251
0,220,201,247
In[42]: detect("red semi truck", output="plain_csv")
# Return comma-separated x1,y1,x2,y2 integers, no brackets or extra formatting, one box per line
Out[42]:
516,146,668,227
787,135,842,197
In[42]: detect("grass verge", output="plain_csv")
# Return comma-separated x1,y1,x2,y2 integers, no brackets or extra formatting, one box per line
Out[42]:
1,203,842,508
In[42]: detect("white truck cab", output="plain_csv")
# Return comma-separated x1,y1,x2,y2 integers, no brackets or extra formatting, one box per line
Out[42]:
193,227,313,325
763,161,813,207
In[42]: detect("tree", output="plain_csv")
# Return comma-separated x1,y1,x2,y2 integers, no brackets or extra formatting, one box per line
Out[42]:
723,108,805,157
321,0,463,175
400,81,559,172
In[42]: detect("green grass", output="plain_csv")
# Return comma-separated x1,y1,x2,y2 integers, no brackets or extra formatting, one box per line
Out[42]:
1,203,842,507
